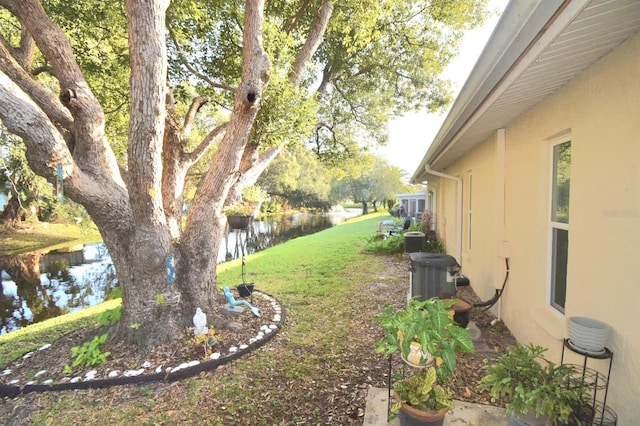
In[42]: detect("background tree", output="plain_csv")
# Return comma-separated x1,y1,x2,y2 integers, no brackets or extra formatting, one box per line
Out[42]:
257,144,332,210
330,155,409,213
0,0,488,350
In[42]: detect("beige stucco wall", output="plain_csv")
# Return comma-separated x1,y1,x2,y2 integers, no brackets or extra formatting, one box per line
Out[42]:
433,32,640,424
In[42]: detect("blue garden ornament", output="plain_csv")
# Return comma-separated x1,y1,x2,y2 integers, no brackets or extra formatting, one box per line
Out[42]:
223,286,260,317
165,255,176,283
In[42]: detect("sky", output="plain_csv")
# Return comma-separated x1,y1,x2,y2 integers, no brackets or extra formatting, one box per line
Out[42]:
377,0,510,179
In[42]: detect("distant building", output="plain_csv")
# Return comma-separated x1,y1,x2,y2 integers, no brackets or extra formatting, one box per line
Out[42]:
394,191,432,221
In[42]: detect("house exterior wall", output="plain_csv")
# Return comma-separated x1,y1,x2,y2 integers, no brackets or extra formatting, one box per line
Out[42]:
433,32,640,423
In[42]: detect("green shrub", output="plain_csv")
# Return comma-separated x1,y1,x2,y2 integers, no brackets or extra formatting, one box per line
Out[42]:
70,333,111,367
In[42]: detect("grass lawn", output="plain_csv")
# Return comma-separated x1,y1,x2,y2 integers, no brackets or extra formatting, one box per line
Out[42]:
0,221,102,255
1,211,404,425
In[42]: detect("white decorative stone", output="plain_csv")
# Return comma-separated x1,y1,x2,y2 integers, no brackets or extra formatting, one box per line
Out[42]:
142,361,151,368
260,325,269,332
70,377,82,383
273,314,281,322
43,379,53,385
155,365,163,373
257,332,264,338
228,346,238,353
239,344,248,350
108,370,120,378
269,324,277,330
25,381,34,386
174,362,190,371
187,360,200,367
264,328,272,334
38,343,52,351
34,370,48,378
85,370,97,378
2,369,11,376
210,352,221,360
124,369,144,377
249,338,257,344
22,352,33,359
8,379,19,385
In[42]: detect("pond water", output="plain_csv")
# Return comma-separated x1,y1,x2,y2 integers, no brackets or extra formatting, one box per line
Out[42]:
0,189,7,212
0,209,360,334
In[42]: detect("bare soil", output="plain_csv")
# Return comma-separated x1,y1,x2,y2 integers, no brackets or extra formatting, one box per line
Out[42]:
0,255,515,425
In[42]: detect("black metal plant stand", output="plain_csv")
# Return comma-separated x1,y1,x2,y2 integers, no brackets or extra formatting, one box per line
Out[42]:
560,339,617,425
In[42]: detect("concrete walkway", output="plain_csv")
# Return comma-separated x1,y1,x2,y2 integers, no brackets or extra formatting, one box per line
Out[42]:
364,387,507,425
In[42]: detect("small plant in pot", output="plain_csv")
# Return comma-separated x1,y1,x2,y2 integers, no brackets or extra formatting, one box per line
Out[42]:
392,365,454,426
480,343,589,426
375,297,474,381
376,297,474,425
223,202,254,229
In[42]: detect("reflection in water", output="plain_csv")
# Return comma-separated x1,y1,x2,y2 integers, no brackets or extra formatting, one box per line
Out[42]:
1,210,360,333
0,243,117,334
219,211,357,262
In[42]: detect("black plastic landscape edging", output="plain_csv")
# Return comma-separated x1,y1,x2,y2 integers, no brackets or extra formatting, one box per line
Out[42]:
0,290,285,398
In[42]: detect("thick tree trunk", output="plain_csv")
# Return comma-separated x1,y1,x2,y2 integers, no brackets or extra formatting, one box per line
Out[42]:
0,0,330,352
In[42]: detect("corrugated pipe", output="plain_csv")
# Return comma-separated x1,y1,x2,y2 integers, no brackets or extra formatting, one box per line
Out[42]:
474,258,509,309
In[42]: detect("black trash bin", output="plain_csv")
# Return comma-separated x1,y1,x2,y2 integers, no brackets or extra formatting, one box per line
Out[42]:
409,252,460,301
404,231,425,253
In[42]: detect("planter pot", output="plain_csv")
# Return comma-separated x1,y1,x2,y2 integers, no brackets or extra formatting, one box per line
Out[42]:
227,215,252,230
394,391,447,426
236,283,255,298
567,316,610,353
508,411,548,426
440,297,473,328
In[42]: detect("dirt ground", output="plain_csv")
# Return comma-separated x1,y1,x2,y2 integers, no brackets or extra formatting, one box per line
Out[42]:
0,254,516,425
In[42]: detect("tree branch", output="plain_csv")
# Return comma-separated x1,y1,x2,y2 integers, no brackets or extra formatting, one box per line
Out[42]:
185,122,228,164
290,0,333,88
168,31,237,94
0,42,74,133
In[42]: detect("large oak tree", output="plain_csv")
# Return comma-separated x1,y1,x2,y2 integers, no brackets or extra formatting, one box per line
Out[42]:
0,0,487,350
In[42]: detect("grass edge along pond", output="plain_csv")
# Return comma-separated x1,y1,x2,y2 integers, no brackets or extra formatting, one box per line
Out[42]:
1,212,395,424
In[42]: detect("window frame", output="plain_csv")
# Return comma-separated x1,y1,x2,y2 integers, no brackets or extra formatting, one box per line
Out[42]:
548,139,571,314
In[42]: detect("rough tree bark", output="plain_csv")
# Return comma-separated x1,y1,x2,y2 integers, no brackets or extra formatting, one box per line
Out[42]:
0,0,331,351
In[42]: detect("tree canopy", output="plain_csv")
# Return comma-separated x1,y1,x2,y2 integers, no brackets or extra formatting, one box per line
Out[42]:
0,0,489,350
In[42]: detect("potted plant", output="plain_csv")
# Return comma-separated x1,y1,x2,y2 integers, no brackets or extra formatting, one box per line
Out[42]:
223,202,254,229
376,297,474,381
392,365,454,426
480,343,589,426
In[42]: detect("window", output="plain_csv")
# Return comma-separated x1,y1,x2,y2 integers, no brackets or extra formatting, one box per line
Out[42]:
549,141,571,313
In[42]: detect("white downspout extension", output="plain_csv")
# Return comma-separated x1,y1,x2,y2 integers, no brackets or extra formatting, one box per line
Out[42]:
424,165,463,265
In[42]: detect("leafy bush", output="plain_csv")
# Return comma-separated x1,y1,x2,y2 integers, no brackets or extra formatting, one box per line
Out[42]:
70,333,111,367
97,307,121,326
363,234,405,254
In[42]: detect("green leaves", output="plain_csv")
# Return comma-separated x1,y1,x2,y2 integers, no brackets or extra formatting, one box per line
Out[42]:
392,366,455,413
375,297,474,383
479,343,587,422
70,333,111,368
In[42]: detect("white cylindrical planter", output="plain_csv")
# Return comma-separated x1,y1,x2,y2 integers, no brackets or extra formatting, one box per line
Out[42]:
567,316,610,353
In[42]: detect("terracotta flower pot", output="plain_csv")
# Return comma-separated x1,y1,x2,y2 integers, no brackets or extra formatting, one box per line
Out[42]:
393,391,448,426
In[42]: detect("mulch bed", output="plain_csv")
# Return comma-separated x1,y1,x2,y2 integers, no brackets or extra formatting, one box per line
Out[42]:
0,254,516,424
